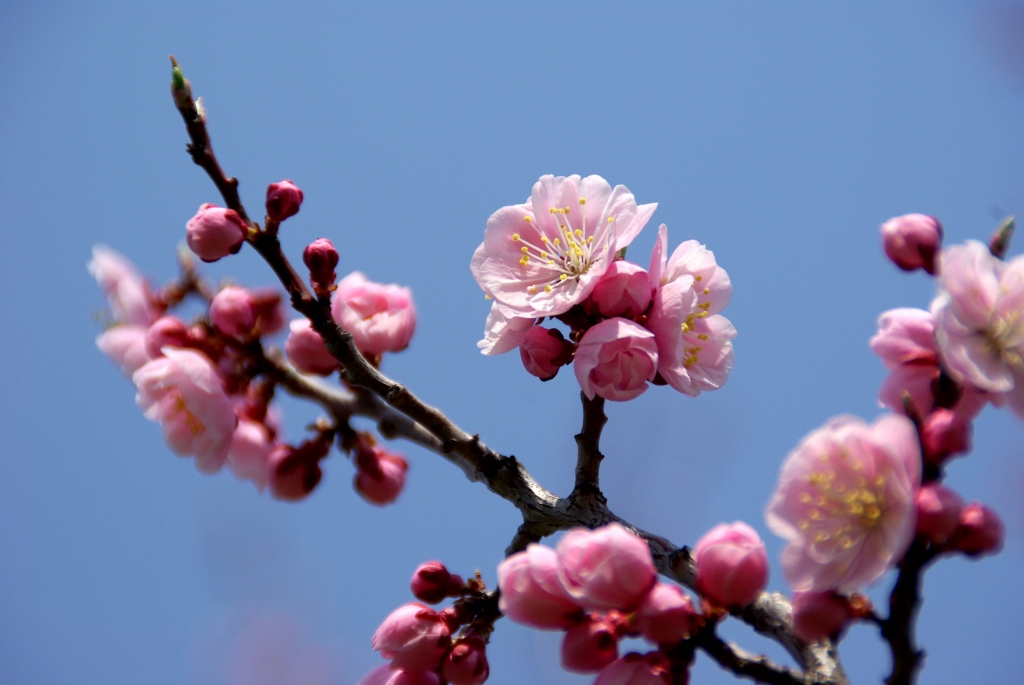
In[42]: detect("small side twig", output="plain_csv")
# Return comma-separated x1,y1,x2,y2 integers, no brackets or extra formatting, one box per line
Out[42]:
696,630,806,685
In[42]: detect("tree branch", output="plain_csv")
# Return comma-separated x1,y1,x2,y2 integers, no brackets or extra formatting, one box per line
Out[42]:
696,631,806,685
570,393,607,503
881,539,939,685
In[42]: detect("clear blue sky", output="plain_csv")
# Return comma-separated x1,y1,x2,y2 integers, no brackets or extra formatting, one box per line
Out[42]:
1,2,1023,684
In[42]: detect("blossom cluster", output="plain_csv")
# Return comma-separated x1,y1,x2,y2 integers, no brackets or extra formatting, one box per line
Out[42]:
472,175,735,401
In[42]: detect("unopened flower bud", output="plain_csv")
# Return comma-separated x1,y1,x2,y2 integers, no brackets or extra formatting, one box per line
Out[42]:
574,318,658,402
443,636,490,685
186,203,247,262
953,503,1005,556
371,603,450,671
266,179,304,222
557,523,657,611
520,326,572,380
144,316,189,358
920,409,971,464
915,484,964,544
590,261,653,319
210,286,256,337
634,582,698,645
354,448,408,506
358,666,440,685
693,522,768,609
250,288,285,334
303,238,339,296
411,561,453,604
267,437,331,502
438,606,466,632
791,592,852,642
497,544,583,630
284,319,340,376
562,614,619,674
881,214,943,275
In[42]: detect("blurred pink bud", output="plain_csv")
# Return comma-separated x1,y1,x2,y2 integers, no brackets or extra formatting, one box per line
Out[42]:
870,308,939,369
304,238,340,295
915,484,964,545
791,592,852,642
574,318,658,401
186,203,247,262
953,503,1005,556
371,603,451,671
97,324,153,376
557,522,657,611
332,272,417,357
594,652,672,685
519,326,572,380
355,449,408,506
497,544,582,629
358,665,441,685
562,614,619,674
228,419,275,490
438,606,466,632
266,179,304,222
285,319,340,375
590,261,653,318
443,636,490,685
267,437,331,502
694,522,769,608
411,561,452,604
634,582,698,645
210,286,256,337
921,409,972,465
89,245,160,325
144,316,189,358
133,347,237,473
251,288,286,334
881,214,943,275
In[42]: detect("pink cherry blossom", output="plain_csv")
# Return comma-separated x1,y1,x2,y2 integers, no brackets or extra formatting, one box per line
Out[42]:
331,271,417,357
471,175,656,319
496,543,583,630
442,636,489,685
931,240,1024,417
144,316,189,358
594,652,672,685
89,245,159,325
765,414,921,593
693,522,769,608
648,224,732,316
573,318,658,402
210,286,256,337
371,603,451,671
228,419,275,490
881,214,943,275
132,347,237,473
791,592,852,642
519,326,571,380
284,319,340,376
185,203,248,262
477,303,535,355
556,522,657,611
589,260,653,319
561,614,620,674
358,665,441,685
97,324,152,376
633,582,699,645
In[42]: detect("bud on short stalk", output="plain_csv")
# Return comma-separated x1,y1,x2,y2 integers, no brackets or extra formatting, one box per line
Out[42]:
303,238,339,297
443,636,490,685
561,614,620,674
880,214,943,275
915,484,964,545
209,286,256,337
265,179,304,222
411,561,465,604
693,522,769,609
952,503,1004,556
186,203,247,262
519,326,574,380
920,409,971,464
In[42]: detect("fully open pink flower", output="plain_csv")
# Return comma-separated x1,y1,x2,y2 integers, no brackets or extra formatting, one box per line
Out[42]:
765,415,921,593
97,325,153,376
648,224,732,316
371,603,450,671
89,245,159,326
332,272,417,357
574,318,658,401
497,543,582,629
471,175,656,319
133,347,237,473
932,241,1024,417
556,523,657,611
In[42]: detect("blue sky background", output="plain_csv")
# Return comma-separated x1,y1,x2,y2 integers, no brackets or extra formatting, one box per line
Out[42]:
2,2,1023,684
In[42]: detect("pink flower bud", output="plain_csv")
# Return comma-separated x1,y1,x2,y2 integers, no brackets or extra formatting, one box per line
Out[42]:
251,288,286,334
443,636,490,685
590,261,653,319
209,286,256,337
303,238,340,295
594,652,672,685
284,319,340,376
573,318,658,402
557,523,657,611
791,592,852,642
497,544,583,629
228,419,275,490
920,409,971,464
881,214,943,275
186,203,247,262
411,561,452,604
694,522,769,608
915,484,964,544
332,272,417,357
562,614,619,674
519,326,572,380
267,437,331,502
634,582,698,645
953,503,1005,556
438,606,467,632
97,324,152,376
371,603,451,672
354,448,408,506
144,316,189,358
358,666,441,685
265,179,304,222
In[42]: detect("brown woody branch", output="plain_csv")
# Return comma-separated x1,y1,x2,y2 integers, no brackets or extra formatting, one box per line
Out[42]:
696,630,806,685
880,539,940,685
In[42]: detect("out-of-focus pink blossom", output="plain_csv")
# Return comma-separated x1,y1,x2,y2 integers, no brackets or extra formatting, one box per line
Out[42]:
497,543,582,629
693,522,768,608
410,561,463,604
593,652,672,685
471,175,656,319
443,636,489,685
633,582,698,645
89,245,159,325
186,203,247,262
371,603,451,671
267,438,330,502
477,303,535,355
881,214,943,275
574,318,658,401
915,484,964,545
97,324,152,376
520,326,572,380
133,347,237,473
303,238,339,294
144,316,189,358
210,286,256,337
355,448,408,506
557,523,657,611
284,319,339,376
358,665,441,685
953,503,1005,556
266,180,304,222
791,592,852,642
932,241,1024,417
561,614,620,674
920,409,972,464
590,261,653,319
332,272,417,357
766,415,921,593
228,419,275,490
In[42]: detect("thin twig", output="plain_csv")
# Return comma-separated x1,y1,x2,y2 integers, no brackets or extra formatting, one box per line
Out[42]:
697,631,807,685
881,539,939,685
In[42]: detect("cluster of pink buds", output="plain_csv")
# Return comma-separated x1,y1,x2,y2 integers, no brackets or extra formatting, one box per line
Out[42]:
473,175,735,401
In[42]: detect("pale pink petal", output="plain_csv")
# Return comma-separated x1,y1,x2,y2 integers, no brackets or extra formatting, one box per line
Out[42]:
477,303,535,355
